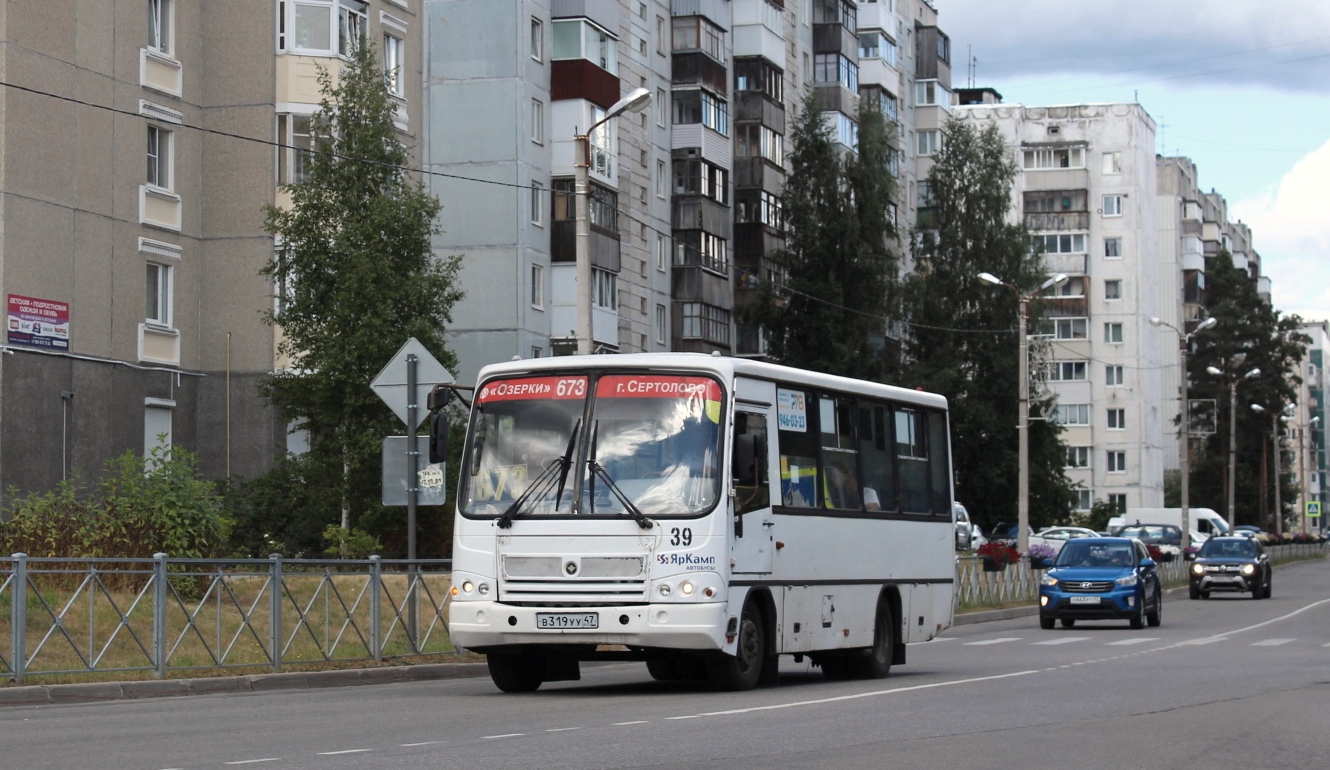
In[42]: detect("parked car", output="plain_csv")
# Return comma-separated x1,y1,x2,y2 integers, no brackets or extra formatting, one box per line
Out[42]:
989,522,1034,546
1189,536,1272,600
1038,537,1162,630
1029,526,1099,555
1231,525,1270,542
954,502,974,550
1117,524,1186,561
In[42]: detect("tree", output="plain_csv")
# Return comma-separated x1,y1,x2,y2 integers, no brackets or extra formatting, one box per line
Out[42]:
747,92,898,380
260,42,462,553
1185,251,1308,529
901,118,1076,533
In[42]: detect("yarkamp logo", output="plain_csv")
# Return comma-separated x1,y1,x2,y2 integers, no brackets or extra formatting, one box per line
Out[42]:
656,553,717,568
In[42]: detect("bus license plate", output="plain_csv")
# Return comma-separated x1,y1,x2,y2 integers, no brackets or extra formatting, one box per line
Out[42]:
536,612,599,629
1069,596,1100,604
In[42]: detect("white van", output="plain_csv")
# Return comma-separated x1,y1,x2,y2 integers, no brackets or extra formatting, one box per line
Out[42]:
1108,508,1230,540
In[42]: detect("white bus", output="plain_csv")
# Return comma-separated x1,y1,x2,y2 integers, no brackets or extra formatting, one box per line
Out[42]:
439,353,956,692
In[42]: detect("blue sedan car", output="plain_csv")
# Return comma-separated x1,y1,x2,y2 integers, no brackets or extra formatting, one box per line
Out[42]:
1038,537,1162,630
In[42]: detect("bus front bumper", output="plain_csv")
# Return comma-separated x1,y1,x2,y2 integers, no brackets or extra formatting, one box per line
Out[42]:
448,601,730,651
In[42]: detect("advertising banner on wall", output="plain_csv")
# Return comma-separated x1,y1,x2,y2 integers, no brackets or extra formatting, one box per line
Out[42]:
7,294,70,350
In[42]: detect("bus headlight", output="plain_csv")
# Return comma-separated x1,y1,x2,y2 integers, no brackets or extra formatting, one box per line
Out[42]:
658,584,672,597
680,581,695,595
478,582,490,595
461,580,475,593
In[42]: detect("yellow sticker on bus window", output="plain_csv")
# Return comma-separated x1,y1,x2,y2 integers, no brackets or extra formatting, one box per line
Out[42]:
705,399,721,424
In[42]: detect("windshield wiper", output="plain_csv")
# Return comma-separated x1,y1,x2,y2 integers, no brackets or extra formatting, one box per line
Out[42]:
496,420,580,529
586,421,652,530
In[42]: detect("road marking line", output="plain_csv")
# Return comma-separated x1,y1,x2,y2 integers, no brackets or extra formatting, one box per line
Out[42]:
1250,638,1295,646
546,727,581,732
666,715,702,720
964,637,1022,646
400,742,442,747
1031,636,1090,645
224,761,281,766
482,733,525,740
1178,637,1227,645
318,750,372,755
1214,597,1330,636
1105,638,1160,646
614,721,649,726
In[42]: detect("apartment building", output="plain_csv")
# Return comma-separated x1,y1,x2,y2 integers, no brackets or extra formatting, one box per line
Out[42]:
1294,321,1327,533
424,0,949,386
952,102,1168,514
0,0,422,498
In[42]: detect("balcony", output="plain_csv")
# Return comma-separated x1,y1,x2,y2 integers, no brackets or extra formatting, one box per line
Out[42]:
1043,253,1087,276
812,22,857,59
1043,296,1088,317
1025,211,1089,231
733,91,784,132
672,53,728,96
733,157,784,192
551,59,619,109
814,84,857,115
673,197,732,237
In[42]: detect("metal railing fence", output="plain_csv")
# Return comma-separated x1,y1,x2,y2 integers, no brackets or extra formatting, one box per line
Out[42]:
955,542,1326,609
2,554,453,684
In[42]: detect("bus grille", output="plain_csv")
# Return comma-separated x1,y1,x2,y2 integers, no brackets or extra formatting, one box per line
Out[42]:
500,555,648,605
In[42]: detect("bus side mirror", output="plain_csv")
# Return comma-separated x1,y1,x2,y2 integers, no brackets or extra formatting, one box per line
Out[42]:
427,385,451,411
428,412,448,464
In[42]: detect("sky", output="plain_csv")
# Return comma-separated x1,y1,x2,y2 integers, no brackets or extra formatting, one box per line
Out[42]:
935,0,1330,321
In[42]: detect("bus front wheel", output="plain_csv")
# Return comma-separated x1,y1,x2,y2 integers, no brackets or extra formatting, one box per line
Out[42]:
707,603,765,691
487,652,545,693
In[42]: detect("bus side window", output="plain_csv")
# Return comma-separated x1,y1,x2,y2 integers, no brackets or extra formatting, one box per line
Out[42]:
928,409,951,515
896,407,929,513
820,395,861,510
778,389,818,508
859,401,895,512
733,412,770,515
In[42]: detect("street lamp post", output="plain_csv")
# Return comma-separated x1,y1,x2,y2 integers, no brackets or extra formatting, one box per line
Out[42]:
1150,316,1217,540
1249,403,1292,534
1300,417,1320,535
575,88,651,356
1205,364,1261,528
978,271,1067,554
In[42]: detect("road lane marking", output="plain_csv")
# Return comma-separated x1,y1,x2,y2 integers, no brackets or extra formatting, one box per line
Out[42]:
546,727,581,732
666,715,702,720
482,733,526,740
400,742,442,747
318,749,372,755
614,721,649,726
1215,597,1330,636
224,761,281,766
1105,638,1160,646
1031,637,1090,645
964,637,1022,646
1177,637,1227,645
1250,638,1295,646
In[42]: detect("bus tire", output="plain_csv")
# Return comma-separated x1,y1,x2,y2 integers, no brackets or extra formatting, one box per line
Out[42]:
646,658,681,681
858,595,895,679
707,603,764,691
487,652,545,693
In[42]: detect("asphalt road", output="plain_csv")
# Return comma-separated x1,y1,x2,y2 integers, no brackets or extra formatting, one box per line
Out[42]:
3,558,1328,770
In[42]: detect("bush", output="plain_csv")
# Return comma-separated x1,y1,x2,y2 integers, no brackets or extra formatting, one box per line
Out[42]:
0,446,229,559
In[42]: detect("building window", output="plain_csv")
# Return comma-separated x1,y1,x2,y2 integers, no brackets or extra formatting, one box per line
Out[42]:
530,181,543,225
383,34,404,96
531,17,543,61
858,31,880,59
674,231,729,273
146,262,172,327
736,124,784,165
338,0,367,55
656,304,666,344
672,89,728,136
681,302,730,345
1037,317,1088,340
1102,151,1121,174
813,53,858,91
735,58,784,102
1107,451,1126,474
1033,233,1087,254
145,404,173,467
1055,276,1086,297
672,159,729,204
672,16,725,62
1105,322,1123,344
1102,194,1123,217
531,99,543,144
1105,237,1123,258
284,0,366,56
656,88,666,126
1106,365,1124,386
531,346,543,359
1022,146,1085,169
551,18,616,74
277,114,314,184
1048,361,1088,381
822,112,858,149
590,268,618,310
916,129,940,156
1107,408,1125,430
1105,279,1122,300
588,184,618,232
1065,447,1090,469
656,159,666,198
531,264,544,308
656,16,665,54
148,0,174,57
914,80,949,107
812,0,857,32
146,125,172,189
1108,493,1127,512
1053,404,1091,426
736,190,784,231
1074,489,1093,511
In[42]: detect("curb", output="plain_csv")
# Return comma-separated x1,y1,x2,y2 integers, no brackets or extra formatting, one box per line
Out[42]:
0,661,489,708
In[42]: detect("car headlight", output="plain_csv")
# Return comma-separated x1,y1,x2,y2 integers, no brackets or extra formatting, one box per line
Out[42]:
1192,564,1205,575
1040,573,1059,586
1115,574,1138,587
1240,564,1256,575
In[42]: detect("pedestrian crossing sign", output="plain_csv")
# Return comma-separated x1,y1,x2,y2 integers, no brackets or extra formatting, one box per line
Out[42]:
1307,501,1321,518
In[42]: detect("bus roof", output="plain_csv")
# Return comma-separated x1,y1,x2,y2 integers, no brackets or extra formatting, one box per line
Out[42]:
474,353,948,411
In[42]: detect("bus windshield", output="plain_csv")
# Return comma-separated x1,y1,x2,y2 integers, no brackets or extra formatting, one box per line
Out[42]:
459,372,724,519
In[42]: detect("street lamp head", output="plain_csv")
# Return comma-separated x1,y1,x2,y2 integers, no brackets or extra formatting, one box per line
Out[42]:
1039,273,1069,291
607,87,652,119
1206,366,1223,376
977,272,1003,287
1149,316,1163,327
1312,416,1322,427
1251,404,1266,414
1196,317,1218,332
1243,368,1261,379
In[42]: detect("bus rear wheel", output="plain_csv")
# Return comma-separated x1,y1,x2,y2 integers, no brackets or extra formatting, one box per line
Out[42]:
487,652,545,693
707,603,764,691
858,596,895,679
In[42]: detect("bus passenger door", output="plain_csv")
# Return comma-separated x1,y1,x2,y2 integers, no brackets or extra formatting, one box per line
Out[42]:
731,406,775,574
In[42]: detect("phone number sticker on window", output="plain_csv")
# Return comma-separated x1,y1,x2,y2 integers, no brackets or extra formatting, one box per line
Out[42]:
476,376,588,403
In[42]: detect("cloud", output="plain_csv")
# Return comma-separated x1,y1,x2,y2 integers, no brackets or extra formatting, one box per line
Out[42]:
937,0,1330,92
1232,139,1330,320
